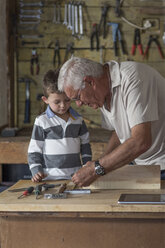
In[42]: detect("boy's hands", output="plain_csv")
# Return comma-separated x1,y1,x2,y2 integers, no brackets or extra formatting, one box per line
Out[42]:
31,172,47,183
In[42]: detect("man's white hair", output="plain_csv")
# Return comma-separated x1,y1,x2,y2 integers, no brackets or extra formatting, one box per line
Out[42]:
58,57,103,91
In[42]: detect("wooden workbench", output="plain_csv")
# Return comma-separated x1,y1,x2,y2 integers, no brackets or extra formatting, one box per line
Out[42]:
0,180,165,248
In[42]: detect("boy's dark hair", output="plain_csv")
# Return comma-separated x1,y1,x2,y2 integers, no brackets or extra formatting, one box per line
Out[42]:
43,69,61,98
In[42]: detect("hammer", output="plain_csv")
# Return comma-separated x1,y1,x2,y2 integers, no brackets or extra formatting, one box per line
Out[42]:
19,77,37,123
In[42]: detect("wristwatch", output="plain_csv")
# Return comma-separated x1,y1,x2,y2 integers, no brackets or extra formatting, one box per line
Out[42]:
95,161,105,176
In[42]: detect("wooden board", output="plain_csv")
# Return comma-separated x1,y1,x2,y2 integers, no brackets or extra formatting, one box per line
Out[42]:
87,165,161,190
0,179,164,213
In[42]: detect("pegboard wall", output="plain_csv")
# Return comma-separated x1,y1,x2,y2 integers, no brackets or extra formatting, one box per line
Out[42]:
15,0,165,127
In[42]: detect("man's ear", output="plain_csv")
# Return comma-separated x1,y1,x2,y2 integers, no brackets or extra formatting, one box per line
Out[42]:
83,76,96,89
41,96,48,104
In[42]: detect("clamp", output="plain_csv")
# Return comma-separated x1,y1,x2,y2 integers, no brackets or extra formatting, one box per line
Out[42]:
53,40,61,68
30,48,39,75
98,4,109,39
131,28,143,55
144,35,164,59
90,23,99,51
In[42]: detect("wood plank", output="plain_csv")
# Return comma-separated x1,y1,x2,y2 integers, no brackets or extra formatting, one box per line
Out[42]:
87,165,161,190
0,179,164,213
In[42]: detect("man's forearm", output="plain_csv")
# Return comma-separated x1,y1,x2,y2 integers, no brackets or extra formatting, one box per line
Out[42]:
99,123,152,173
102,131,121,156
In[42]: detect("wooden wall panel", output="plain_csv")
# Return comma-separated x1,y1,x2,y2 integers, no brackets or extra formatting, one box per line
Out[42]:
15,0,165,128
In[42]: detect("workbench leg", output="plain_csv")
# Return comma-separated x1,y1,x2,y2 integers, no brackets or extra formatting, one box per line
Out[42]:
0,164,2,183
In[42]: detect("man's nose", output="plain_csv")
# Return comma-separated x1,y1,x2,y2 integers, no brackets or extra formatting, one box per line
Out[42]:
76,100,83,107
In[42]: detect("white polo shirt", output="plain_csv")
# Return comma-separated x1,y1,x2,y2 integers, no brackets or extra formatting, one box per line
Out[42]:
101,61,165,169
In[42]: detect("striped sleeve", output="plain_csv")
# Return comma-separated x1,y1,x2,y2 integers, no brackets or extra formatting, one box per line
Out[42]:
79,120,92,164
28,118,45,176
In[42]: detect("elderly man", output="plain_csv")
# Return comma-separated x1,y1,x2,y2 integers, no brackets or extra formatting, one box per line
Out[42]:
58,57,165,186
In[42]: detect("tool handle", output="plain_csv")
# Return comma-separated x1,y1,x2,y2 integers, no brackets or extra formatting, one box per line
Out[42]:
58,183,67,193
114,41,118,56
120,40,126,55
36,63,40,75
24,99,30,123
24,186,34,196
30,64,33,75
157,45,164,59
143,46,149,58
131,44,136,55
138,44,143,55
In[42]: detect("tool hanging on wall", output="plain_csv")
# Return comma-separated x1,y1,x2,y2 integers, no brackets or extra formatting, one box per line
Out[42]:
20,9,43,14
162,23,165,46
19,14,41,20
131,28,143,55
63,2,68,26
90,23,99,51
22,41,39,46
107,22,127,57
53,2,61,24
63,42,74,62
53,40,61,68
30,48,40,75
115,0,122,17
19,77,37,123
98,4,109,39
79,2,84,37
63,1,83,38
143,35,164,59
20,34,43,39
20,2,44,7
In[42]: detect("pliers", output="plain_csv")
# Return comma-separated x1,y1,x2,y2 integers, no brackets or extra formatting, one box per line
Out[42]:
144,35,164,59
63,42,74,62
53,40,61,68
131,28,143,55
98,4,109,39
90,23,99,51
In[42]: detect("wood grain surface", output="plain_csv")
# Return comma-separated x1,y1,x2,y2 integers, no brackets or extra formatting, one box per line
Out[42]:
0,179,165,213
87,164,161,190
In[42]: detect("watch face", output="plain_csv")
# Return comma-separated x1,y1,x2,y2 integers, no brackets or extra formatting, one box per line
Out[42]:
96,167,103,174
95,162,105,175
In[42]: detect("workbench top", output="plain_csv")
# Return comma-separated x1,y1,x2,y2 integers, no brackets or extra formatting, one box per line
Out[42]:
0,180,165,214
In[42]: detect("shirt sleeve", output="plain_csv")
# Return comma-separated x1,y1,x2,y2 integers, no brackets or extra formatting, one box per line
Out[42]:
28,118,45,177
101,110,115,131
79,120,92,165
122,70,159,128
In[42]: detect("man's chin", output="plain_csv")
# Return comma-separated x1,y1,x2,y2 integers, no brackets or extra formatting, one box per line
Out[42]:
88,104,99,109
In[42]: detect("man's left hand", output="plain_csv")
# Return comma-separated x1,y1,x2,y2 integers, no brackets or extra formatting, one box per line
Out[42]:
72,161,98,187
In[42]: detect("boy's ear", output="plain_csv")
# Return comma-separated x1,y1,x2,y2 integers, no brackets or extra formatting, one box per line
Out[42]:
41,96,48,104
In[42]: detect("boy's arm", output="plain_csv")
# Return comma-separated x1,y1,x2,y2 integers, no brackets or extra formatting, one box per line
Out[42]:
28,120,45,177
79,120,92,164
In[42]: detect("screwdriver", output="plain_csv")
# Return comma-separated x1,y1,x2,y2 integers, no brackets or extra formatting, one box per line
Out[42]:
18,186,34,199
35,184,43,199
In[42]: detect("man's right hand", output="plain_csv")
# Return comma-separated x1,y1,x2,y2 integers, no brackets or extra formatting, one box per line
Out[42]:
72,161,99,187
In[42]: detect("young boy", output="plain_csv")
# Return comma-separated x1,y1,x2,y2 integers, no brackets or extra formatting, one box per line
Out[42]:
28,69,92,182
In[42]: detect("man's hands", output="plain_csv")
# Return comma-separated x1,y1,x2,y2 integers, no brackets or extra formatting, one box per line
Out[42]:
31,172,47,183
72,161,99,187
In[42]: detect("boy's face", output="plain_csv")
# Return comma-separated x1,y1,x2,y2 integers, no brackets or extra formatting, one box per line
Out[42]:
42,92,71,115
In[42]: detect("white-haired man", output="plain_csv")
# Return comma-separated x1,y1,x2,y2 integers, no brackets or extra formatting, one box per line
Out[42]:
58,57,165,186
